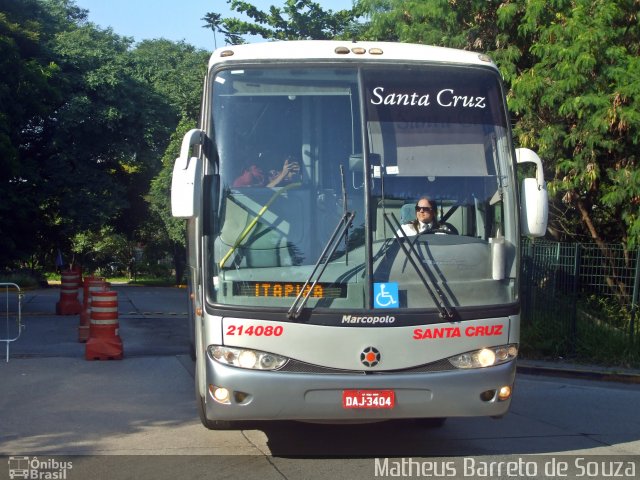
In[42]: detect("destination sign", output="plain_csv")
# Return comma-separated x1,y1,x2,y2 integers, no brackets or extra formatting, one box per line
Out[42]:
234,282,346,298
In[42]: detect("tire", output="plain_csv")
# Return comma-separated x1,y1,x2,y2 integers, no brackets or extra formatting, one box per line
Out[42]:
194,352,237,430
196,390,236,430
189,340,196,361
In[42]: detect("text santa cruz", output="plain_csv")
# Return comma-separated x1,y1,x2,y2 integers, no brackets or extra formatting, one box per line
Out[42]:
370,87,486,109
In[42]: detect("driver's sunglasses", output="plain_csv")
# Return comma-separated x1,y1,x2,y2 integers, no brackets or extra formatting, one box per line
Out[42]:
415,206,434,212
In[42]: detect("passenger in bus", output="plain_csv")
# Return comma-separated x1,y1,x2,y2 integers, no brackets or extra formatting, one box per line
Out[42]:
397,196,454,236
233,155,300,187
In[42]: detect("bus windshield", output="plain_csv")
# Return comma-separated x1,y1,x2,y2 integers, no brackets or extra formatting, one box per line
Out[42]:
207,65,518,315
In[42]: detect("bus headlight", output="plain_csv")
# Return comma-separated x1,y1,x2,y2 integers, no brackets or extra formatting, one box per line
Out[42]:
209,346,288,370
448,344,518,369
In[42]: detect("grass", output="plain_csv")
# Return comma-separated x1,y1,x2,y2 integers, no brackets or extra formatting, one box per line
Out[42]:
521,304,640,369
106,276,182,287
0,272,45,289
43,272,182,288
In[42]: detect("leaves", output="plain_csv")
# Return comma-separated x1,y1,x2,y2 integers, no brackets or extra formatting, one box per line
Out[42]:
203,0,364,44
0,0,207,270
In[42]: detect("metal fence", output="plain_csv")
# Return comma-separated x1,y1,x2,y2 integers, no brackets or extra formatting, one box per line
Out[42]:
1,283,24,362
520,239,640,366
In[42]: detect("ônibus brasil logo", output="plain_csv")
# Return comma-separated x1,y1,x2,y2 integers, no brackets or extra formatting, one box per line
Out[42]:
8,456,73,479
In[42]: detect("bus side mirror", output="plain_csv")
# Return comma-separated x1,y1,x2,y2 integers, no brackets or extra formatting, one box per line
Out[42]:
516,148,548,237
171,129,205,218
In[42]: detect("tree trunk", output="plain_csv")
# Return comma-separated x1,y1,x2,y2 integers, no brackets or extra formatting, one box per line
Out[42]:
576,198,629,301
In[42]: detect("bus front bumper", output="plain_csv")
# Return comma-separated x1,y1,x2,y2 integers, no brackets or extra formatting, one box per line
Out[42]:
203,357,517,423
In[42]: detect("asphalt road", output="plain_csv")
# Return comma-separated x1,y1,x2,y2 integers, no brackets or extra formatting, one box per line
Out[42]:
1,285,638,480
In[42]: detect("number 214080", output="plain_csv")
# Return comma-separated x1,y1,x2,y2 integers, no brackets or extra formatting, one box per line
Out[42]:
225,325,284,337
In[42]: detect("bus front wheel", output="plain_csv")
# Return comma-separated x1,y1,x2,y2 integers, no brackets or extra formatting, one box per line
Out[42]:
196,392,237,430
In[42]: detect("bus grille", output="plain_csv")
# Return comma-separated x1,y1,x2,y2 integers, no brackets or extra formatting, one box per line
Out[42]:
277,358,455,375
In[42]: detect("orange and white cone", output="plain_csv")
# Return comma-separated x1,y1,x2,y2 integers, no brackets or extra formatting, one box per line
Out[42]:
85,290,123,360
55,270,82,315
78,277,106,342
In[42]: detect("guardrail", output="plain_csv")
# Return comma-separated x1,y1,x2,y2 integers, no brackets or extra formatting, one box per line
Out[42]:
1,283,24,362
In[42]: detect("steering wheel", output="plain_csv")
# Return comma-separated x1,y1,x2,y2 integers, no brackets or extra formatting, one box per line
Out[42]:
434,223,459,235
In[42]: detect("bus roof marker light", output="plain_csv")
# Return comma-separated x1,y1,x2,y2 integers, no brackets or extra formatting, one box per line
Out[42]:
335,46,350,55
369,48,384,55
478,53,492,63
351,47,366,55
220,50,235,58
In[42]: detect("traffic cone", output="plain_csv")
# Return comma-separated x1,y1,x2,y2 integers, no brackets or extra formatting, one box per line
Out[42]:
78,277,106,342
85,290,123,360
56,270,82,315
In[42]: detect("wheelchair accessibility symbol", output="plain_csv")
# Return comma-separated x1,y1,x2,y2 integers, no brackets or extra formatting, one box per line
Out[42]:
374,282,398,308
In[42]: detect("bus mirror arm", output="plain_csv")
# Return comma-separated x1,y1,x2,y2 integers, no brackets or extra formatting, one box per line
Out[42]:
384,213,455,319
515,148,544,189
179,129,206,166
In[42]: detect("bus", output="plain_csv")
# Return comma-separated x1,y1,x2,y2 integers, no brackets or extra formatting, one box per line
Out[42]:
171,40,548,429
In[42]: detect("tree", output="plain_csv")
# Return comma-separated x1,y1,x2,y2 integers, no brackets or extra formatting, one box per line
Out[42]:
509,0,640,300
203,0,364,45
0,0,67,267
509,0,640,250
358,0,640,251
0,0,208,275
129,39,209,121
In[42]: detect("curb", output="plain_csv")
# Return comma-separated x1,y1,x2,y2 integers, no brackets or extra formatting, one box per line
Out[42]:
517,362,640,384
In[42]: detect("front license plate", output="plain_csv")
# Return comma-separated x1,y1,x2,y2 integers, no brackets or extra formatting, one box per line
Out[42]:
342,390,395,409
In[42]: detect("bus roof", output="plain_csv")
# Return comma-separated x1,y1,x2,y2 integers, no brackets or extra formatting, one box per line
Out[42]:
209,40,497,71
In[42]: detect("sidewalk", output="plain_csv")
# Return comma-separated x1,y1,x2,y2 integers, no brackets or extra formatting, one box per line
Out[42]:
517,358,640,384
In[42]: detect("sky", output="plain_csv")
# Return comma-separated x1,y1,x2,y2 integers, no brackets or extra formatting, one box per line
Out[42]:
73,0,356,51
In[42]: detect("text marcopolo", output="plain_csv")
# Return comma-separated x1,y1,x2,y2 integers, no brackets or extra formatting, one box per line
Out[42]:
342,314,395,325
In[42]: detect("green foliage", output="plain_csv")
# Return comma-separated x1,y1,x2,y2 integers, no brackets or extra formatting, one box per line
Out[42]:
521,309,640,368
512,0,639,247
203,0,364,44
70,226,131,272
0,0,66,266
129,39,209,120
0,0,207,275
0,271,44,289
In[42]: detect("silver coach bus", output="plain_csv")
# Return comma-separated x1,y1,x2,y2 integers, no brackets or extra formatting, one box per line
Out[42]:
171,41,548,429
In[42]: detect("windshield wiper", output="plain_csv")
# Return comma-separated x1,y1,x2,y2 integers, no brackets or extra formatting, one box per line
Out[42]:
287,211,355,320
383,213,455,319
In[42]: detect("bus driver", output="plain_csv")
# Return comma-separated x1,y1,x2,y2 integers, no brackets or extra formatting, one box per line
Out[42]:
398,196,453,236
